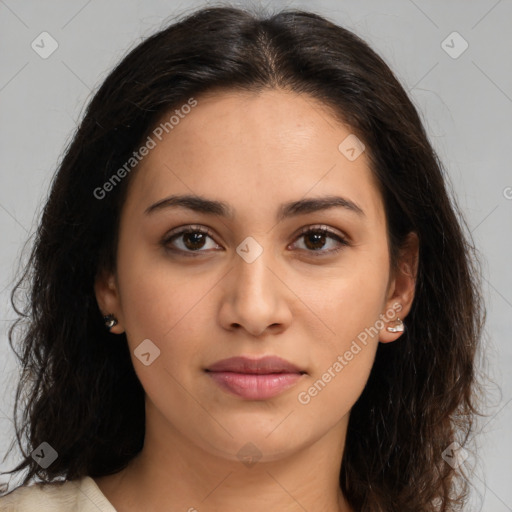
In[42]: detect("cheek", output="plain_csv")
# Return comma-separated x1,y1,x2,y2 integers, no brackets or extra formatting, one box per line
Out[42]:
299,249,390,347
293,255,389,415
295,344,378,429
294,284,384,422
116,247,222,405
116,235,211,342
115,251,211,411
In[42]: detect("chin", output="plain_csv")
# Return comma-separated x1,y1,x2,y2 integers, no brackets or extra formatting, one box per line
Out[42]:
199,422,312,463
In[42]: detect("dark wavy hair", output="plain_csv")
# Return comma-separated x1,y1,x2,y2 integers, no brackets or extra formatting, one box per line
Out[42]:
1,4,486,511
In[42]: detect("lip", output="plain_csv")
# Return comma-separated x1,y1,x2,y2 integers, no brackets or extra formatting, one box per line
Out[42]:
205,356,307,400
206,355,305,374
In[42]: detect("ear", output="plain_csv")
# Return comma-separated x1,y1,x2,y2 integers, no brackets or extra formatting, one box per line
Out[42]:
94,268,125,334
379,232,419,343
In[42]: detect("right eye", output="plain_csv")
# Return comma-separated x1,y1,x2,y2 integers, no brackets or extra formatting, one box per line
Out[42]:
161,225,222,256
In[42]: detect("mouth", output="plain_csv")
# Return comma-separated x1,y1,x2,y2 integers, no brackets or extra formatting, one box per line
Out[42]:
204,355,307,400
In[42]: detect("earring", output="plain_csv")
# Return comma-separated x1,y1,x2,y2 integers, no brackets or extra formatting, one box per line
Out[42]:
386,317,404,333
103,314,118,330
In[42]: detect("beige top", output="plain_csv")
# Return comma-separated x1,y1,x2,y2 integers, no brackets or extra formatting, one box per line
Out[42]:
0,476,116,511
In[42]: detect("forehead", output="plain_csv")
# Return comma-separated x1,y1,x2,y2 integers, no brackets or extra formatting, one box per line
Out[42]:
123,89,385,225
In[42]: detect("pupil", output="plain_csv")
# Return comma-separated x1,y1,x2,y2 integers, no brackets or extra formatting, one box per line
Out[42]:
184,232,206,250
305,232,325,250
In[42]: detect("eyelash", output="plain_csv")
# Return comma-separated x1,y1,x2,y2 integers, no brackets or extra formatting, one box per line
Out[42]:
161,224,350,258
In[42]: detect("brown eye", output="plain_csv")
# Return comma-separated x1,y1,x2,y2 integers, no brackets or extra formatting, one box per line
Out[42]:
180,231,208,250
303,230,328,250
292,226,349,256
162,226,220,255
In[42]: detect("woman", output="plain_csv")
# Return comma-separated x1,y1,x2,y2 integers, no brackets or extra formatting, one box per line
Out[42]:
0,4,485,511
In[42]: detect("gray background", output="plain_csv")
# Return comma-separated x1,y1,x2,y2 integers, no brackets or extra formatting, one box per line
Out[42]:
1,0,511,508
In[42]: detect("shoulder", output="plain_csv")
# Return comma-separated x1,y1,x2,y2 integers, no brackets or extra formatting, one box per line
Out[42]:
0,476,117,511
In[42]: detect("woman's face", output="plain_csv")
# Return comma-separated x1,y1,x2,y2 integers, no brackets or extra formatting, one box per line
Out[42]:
96,89,415,463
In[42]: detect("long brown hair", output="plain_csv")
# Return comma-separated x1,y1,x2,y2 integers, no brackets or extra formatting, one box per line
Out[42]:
2,5,486,511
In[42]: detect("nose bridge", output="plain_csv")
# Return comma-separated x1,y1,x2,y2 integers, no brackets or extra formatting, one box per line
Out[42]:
221,234,289,335
233,235,274,299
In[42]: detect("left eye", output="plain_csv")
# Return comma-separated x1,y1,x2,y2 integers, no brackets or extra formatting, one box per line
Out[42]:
162,225,348,256
292,226,349,255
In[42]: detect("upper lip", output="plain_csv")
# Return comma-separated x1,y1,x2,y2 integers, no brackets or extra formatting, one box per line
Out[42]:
205,356,306,374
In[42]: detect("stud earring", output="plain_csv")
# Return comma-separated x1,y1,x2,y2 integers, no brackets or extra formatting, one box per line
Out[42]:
386,317,404,333
103,314,118,330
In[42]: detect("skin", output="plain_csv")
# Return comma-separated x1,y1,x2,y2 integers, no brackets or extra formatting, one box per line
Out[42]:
94,88,418,512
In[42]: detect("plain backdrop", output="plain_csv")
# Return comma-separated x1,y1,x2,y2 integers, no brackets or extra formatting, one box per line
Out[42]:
1,0,511,508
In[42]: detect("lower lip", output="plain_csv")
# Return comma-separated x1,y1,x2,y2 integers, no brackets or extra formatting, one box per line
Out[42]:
207,371,304,400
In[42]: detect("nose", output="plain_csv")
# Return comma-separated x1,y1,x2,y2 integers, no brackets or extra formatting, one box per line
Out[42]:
217,243,293,337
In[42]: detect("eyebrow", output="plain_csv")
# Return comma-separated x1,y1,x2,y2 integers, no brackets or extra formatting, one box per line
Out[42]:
144,194,365,221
